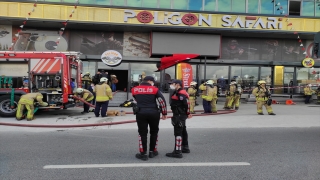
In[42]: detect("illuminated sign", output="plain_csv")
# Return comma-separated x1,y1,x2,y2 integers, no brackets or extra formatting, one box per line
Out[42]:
301,58,315,68
101,50,122,67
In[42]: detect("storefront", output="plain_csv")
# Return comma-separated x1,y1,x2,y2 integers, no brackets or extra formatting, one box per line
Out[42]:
0,1,320,105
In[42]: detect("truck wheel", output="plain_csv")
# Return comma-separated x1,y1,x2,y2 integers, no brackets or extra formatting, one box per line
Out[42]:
0,95,20,117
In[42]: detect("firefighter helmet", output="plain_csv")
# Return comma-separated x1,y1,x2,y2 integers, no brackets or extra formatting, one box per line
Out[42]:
190,81,197,86
76,88,84,94
100,77,108,82
257,80,266,85
206,80,214,85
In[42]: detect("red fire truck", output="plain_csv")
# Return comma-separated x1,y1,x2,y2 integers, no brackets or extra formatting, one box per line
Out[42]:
0,51,82,117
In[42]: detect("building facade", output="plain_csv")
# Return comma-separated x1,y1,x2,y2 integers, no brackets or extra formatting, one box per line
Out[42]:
0,0,319,105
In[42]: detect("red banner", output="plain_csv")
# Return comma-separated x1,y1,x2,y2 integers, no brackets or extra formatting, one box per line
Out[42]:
176,63,193,88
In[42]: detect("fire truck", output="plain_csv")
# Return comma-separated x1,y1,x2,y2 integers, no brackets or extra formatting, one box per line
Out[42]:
0,51,82,117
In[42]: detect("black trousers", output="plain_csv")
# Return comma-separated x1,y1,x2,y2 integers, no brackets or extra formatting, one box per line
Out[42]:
136,112,160,153
94,101,109,117
83,100,92,113
173,114,188,146
305,95,312,104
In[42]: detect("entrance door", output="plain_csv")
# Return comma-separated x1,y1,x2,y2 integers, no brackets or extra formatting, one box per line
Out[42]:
283,72,294,94
97,69,129,92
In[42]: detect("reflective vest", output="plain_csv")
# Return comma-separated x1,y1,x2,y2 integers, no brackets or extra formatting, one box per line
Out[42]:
187,87,197,100
252,86,269,101
19,93,44,105
94,83,113,102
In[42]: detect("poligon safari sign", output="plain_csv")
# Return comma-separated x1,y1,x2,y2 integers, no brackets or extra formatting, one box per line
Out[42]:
222,15,283,29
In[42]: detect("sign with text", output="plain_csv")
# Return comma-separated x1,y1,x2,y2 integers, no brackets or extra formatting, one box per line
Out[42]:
176,63,193,88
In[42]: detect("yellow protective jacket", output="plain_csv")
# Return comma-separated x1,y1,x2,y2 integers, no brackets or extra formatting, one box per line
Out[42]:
94,83,113,102
74,89,94,101
229,85,236,96
19,93,44,105
187,87,197,100
199,84,217,101
252,86,270,101
304,87,314,95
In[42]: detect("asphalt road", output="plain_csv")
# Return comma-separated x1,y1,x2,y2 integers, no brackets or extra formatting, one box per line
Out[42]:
1,128,320,180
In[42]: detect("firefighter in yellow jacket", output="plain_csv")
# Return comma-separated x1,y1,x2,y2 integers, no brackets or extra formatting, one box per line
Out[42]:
74,88,94,114
16,89,48,121
199,80,215,113
228,81,242,110
224,83,232,110
226,81,237,109
209,81,218,113
187,81,197,114
94,77,113,117
252,80,276,115
304,84,315,104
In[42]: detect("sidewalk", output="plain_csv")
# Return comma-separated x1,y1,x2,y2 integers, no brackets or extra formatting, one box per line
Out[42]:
0,102,319,132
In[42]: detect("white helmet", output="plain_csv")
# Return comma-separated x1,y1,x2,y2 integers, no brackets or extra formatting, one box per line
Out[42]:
308,84,312,87
206,80,214,85
100,77,108,83
230,81,236,85
190,81,197,86
76,88,84,94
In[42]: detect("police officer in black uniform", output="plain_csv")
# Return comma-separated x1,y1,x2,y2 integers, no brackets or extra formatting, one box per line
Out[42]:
166,80,192,158
131,76,168,161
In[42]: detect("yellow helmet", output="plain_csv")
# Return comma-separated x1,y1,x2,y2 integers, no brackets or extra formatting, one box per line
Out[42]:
257,80,266,85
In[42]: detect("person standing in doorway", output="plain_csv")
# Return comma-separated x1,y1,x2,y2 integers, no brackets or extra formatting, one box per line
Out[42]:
110,74,118,92
94,77,113,117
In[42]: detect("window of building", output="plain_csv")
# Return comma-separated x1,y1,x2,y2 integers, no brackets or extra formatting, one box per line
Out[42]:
142,0,158,8
296,67,320,93
231,66,259,93
232,0,246,13
316,1,320,16
173,0,188,9
64,0,92,4
112,0,125,6
289,0,301,16
261,67,272,86
162,66,176,92
95,0,111,5
248,0,259,13
188,0,203,10
217,0,231,12
204,0,216,11
127,0,142,7
274,0,288,15
200,65,229,93
302,0,315,16
160,0,172,8
82,61,96,77
131,63,161,88
260,0,274,14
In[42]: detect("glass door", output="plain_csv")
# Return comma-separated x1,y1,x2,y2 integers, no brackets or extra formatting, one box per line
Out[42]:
283,72,294,94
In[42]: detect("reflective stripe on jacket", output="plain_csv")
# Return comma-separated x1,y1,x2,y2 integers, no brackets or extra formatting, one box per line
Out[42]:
252,87,269,101
187,87,197,100
94,83,113,102
229,85,236,95
75,89,94,101
19,93,44,105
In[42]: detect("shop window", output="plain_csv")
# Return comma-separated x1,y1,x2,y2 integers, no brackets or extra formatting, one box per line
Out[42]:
274,0,288,15
261,67,272,86
188,0,203,10
127,0,142,7
218,0,231,12
296,67,320,93
172,0,188,9
260,0,274,14
142,0,158,8
301,0,315,16
289,0,301,16
248,0,259,13
64,0,92,4
204,0,216,11
130,63,161,89
82,61,96,78
232,0,246,13
112,0,125,6
200,65,229,92
316,1,320,16
162,66,176,92
96,0,111,5
231,66,259,93
160,0,172,8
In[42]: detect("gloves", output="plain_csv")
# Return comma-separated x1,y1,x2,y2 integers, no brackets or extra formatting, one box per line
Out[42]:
171,117,182,127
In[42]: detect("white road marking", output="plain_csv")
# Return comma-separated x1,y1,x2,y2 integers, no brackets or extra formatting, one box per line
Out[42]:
43,162,250,169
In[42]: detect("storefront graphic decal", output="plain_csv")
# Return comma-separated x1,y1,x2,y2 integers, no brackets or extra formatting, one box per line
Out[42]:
101,50,123,67
222,16,282,29
0,25,12,50
301,58,315,68
176,63,193,88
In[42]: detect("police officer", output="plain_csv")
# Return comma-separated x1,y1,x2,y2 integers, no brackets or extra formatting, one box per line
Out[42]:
199,80,214,113
131,76,167,161
227,81,237,109
94,77,113,117
16,88,48,121
166,80,192,158
252,80,276,115
74,88,94,114
187,81,197,114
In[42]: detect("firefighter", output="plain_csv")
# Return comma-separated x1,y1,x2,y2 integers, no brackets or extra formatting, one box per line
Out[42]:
210,81,218,113
166,80,192,158
316,84,320,104
304,84,314,104
16,89,48,121
224,83,232,110
232,83,243,110
131,76,167,161
252,80,276,115
82,72,92,89
187,81,197,114
199,80,214,113
93,77,113,117
74,88,94,114
227,81,237,109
